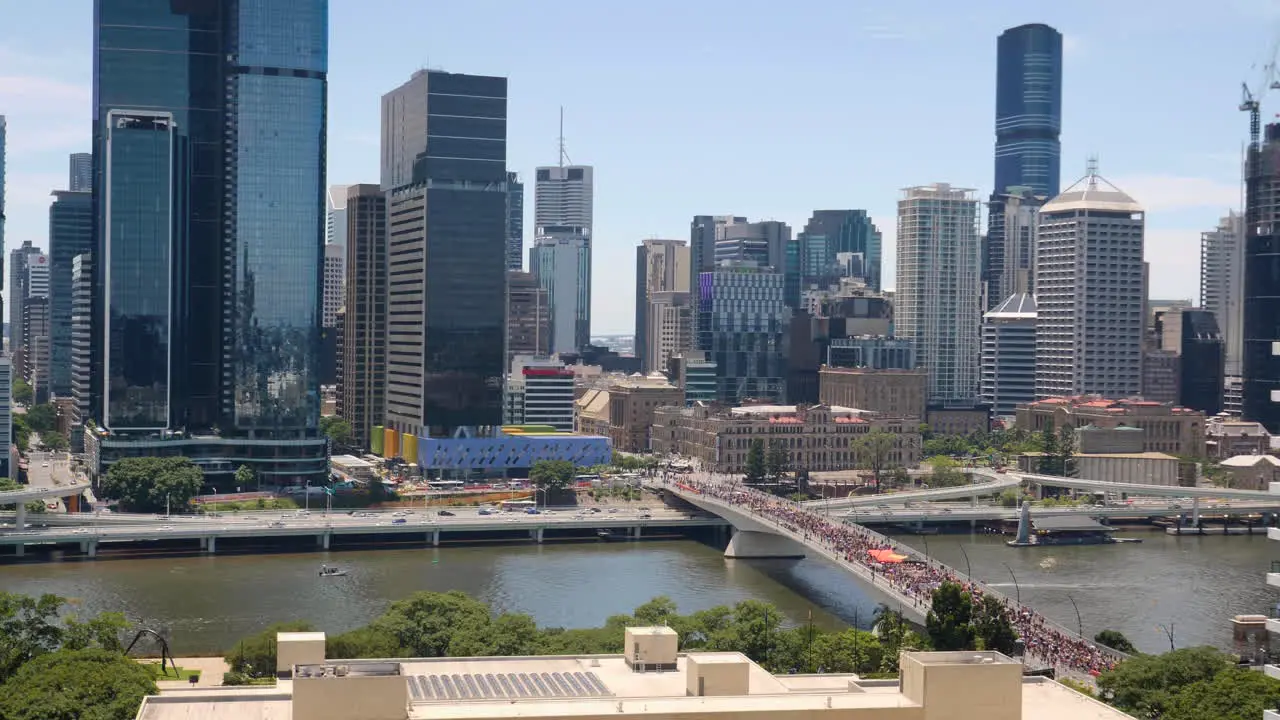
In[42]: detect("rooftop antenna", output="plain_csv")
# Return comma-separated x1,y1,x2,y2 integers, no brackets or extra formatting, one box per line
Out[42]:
1086,155,1100,187
558,106,573,167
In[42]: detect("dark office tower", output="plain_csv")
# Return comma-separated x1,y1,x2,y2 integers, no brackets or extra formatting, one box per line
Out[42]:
340,184,386,451
1178,309,1224,415
988,24,1062,309
1243,124,1280,431
381,71,508,437
506,171,524,271
93,0,328,484
48,190,93,398
69,153,92,192
506,270,550,367
689,215,746,304
797,210,884,291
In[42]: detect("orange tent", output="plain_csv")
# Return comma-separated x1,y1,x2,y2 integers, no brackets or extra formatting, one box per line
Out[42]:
868,548,908,564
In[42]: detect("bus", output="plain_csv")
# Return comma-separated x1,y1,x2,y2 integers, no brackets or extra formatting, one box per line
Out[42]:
499,500,537,512
427,480,466,491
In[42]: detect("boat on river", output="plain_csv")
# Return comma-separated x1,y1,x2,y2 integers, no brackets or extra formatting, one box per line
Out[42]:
319,564,348,577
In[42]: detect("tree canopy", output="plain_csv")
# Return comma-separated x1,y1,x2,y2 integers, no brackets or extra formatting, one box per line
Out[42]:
11,378,33,406
41,431,69,452
765,440,791,482
1094,629,1137,654
98,457,205,513
0,648,157,720
925,581,976,651
319,416,354,449
851,430,897,492
529,460,577,492
25,403,57,434
743,440,766,484
1096,646,1236,718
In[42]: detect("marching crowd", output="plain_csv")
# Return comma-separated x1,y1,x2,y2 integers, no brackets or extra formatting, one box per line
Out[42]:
678,475,1118,676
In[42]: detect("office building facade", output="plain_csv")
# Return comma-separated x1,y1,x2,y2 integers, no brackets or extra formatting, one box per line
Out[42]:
1035,172,1145,399
534,165,593,231
48,190,93,398
506,271,549,369
697,264,787,404
71,254,92,448
984,188,1044,310
8,241,42,366
797,210,883,292
92,0,328,483
994,24,1063,199
1201,211,1244,377
530,228,591,355
689,215,746,311
1244,125,1280,431
895,184,982,404
322,242,343,329
69,152,93,192
981,293,1037,417
506,171,524,271
0,357,10,478
634,238,689,371
1178,309,1225,416
381,71,508,438
22,296,50,403
325,185,349,248
338,184,386,450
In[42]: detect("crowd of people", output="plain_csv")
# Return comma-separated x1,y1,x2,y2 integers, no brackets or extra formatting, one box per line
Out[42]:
674,474,1118,676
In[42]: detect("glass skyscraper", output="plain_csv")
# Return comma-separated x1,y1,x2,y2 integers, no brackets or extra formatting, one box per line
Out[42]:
49,190,94,398
994,23,1063,198
92,0,327,483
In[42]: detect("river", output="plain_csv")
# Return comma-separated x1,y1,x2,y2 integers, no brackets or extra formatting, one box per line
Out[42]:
0,530,1269,656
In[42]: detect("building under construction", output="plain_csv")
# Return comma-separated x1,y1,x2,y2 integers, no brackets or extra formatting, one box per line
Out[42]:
1243,122,1280,432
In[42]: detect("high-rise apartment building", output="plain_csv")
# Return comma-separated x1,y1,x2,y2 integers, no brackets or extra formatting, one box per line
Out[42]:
1035,172,1145,399
895,184,982,404
1243,124,1280,431
91,0,328,484
0,115,6,331
22,296,50,403
981,293,1037,417
506,271,549,369
634,238,689,372
322,242,344,329
988,24,1062,311
530,228,591,354
326,185,350,248
506,171,524,271
796,210,883,292
983,188,1045,310
1201,211,1244,377
646,290,694,376
697,264,787,404
0,355,10,476
339,184,386,450
69,152,92,192
70,254,92,448
48,190,93,398
381,70,508,437
8,241,42,361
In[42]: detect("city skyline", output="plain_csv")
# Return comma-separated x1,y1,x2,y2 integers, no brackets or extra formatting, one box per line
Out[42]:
0,1,1268,333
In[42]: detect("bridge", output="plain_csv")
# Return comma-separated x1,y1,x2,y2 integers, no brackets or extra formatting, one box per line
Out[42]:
806,474,1022,509
841,500,1280,525
0,481,91,529
658,475,1127,677
0,507,727,558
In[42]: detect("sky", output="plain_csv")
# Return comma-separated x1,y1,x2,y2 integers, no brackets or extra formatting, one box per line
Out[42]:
1,0,1278,333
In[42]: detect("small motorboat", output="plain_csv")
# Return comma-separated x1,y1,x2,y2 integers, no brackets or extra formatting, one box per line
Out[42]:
319,564,348,577
596,529,616,541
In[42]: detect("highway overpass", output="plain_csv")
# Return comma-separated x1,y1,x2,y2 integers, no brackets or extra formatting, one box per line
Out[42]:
805,473,1022,509
840,500,1280,525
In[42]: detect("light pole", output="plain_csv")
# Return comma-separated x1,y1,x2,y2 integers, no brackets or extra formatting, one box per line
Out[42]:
1066,594,1083,638
958,544,972,580
1002,563,1021,604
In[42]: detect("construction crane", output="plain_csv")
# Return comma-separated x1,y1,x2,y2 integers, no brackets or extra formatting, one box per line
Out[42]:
1240,39,1280,153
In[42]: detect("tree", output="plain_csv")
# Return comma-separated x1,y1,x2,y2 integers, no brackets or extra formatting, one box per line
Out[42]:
12,379,32,406
0,593,130,685
529,459,576,492
0,478,47,516
1057,426,1077,477
24,403,57,434
226,621,316,678
319,416,354,450
925,581,975,651
1096,646,1233,718
0,648,157,720
98,457,205,513
234,465,256,492
851,430,897,493
744,440,766,484
11,413,30,452
972,595,1018,655
368,591,491,658
998,489,1021,508
925,456,967,488
765,440,790,482
1164,667,1280,720
1038,425,1060,475
41,431,68,452
1094,629,1136,654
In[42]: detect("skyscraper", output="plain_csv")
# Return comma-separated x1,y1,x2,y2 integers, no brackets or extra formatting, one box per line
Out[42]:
381,70,508,437
506,171,524,271
339,184,387,450
987,24,1062,310
48,190,93,397
981,293,1037,417
994,24,1063,199
1244,123,1280,431
1035,171,1145,399
69,152,92,192
634,238,689,372
506,270,549,368
70,254,92,448
8,241,41,363
530,228,591,355
983,188,1045,309
92,0,328,483
797,210,884,291
1201,211,1244,377
535,165,593,231
326,185,350,248
689,215,746,304
697,264,787,404
895,184,982,404
0,115,6,334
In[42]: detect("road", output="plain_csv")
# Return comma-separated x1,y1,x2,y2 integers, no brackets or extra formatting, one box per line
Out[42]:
836,499,1280,524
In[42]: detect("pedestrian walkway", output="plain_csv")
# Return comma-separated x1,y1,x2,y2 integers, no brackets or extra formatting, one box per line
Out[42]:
152,657,230,689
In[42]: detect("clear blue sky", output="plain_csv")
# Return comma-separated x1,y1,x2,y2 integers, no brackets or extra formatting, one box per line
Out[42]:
1,0,1274,332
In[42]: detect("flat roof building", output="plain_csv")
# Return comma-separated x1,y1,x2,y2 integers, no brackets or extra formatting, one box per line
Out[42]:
135,628,1136,720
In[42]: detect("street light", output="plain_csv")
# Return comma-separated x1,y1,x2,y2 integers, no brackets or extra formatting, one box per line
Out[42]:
1157,622,1176,652
958,544,972,580
1066,594,1084,638
1002,563,1021,604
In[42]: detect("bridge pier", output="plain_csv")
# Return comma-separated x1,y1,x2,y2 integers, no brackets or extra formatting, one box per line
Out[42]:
530,528,543,544
724,531,805,559
431,529,440,546
13,543,23,557
632,525,642,539
206,536,217,554
1192,497,1201,526
86,541,97,558
318,533,330,550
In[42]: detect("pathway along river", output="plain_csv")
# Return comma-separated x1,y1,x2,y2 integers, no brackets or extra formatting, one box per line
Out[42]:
0,531,1270,655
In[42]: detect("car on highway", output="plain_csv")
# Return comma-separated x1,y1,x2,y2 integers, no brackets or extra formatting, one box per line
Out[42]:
590,507,601,513
159,525,174,531
638,513,652,519
392,518,407,525
525,507,540,515
607,508,618,513
392,511,411,517
437,510,455,517
268,521,286,528
478,508,494,515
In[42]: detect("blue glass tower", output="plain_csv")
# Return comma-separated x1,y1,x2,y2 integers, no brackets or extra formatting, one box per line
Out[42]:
49,190,94,399
92,0,327,484
994,23,1063,198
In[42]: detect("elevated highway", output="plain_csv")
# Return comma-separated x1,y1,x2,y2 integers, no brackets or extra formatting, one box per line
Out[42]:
806,473,1021,509
841,500,1280,525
